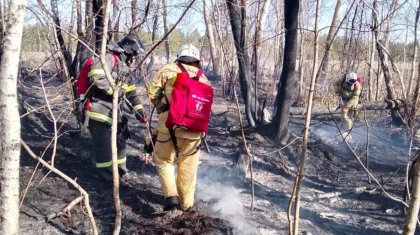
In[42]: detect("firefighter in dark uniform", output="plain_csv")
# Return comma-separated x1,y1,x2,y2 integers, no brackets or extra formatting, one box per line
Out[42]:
87,35,146,180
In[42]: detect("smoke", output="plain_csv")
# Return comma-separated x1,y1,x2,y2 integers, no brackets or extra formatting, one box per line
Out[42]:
196,165,257,235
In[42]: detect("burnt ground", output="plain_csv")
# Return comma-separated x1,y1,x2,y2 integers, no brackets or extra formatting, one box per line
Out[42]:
17,69,420,235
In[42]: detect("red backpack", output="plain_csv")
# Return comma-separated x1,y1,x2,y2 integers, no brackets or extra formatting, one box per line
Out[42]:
165,64,213,133
76,53,119,97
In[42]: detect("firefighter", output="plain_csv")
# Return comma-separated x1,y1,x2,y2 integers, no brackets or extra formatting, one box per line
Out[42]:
148,44,211,211
87,35,146,181
339,72,362,135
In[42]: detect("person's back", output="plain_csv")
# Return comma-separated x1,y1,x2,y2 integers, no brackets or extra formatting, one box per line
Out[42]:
148,44,212,211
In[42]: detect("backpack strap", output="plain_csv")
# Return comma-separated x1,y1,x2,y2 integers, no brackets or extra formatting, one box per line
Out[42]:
168,128,180,158
111,53,119,70
176,63,202,81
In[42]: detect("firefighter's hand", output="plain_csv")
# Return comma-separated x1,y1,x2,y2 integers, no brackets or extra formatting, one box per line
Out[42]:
340,104,348,109
348,103,357,109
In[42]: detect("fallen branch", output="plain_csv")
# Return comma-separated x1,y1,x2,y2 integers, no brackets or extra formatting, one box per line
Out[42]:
316,186,367,199
21,140,98,235
46,196,84,221
233,82,255,212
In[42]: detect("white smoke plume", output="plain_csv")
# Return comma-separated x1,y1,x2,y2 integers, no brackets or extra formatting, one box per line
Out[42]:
196,165,257,235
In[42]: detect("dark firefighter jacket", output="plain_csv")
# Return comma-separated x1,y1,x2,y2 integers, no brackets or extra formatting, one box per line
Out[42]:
87,52,144,124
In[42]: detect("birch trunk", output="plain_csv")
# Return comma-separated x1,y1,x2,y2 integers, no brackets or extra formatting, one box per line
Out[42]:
403,154,420,235
203,0,220,77
317,0,342,81
0,0,26,234
289,0,319,234
372,1,405,125
162,0,170,63
407,2,419,98
97,0,122,233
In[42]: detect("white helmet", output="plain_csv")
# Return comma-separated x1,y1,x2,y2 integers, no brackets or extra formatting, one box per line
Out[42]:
345,72,357,84
177,44,200,62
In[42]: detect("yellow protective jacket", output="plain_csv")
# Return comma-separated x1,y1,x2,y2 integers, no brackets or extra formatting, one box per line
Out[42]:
148,62,210,140
87,52,144,124
341,81,361,109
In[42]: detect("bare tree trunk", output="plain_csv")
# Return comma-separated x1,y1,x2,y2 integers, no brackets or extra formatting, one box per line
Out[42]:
93,0,104,53
368,24,376,101
403,154,420,235
371,0,405,126
112,0,120,40
289,1,319,234
408,58,420,127
131,0,136,26
296,9,304,105
97,0,121,233
316,0,342,81
226,0,259,127
407,1,419,98
269,0,299,143
50,0,73,70
146,0,161,79
252,0,271,121
162,0,170,63
203,0,220,77
0,0,26,234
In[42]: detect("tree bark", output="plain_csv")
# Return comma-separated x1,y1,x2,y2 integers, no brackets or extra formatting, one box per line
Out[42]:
407,1,419,98
203,0,220,77
93,0,104,53
408,56,420,127
97,0,122,233
290,0,319,234
112,0,120,40
0,0,26,234
146,0,161,80
50,0,73,71
316,0,342,82
226,0,259,127
371,1,405,126
269,0,299,143
403,154,420,235
131,0,137,26
162,0,170,63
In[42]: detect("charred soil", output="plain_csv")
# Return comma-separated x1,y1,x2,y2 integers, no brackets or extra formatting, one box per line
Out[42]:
18,70,419,235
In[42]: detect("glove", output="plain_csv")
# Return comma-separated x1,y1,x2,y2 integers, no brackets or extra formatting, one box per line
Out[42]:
340,104,347,109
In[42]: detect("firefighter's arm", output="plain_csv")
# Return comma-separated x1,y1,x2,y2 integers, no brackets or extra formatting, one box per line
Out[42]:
88,54,117,95
347,84,362,109
125,87,146,123
148,67,174,104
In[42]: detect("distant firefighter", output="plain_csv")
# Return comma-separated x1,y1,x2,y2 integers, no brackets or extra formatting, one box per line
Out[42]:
338,72,363,135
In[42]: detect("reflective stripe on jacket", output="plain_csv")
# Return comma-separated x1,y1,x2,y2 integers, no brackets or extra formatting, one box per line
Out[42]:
87,52,144,124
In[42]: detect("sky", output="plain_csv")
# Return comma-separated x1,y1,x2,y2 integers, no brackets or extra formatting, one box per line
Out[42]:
25,0,418,44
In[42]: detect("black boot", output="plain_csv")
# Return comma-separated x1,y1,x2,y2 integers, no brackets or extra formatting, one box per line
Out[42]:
97,168,113,181
163,196,180,211
118,165,130,176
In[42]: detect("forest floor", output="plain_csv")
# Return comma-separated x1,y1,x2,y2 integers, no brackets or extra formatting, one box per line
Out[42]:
17,68,420,235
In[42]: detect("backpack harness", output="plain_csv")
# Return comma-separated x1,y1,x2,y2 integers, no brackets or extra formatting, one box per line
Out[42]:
164,63,214,157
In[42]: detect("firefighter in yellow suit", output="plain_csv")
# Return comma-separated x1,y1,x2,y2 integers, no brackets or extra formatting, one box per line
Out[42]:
148,44,210,211
339,72,362,134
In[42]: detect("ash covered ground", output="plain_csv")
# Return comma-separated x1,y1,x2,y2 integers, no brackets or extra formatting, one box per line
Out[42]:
18,69,419,235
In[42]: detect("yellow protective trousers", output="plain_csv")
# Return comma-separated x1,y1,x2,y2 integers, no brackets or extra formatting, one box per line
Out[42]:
153,132,201,210
340,107,355,131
